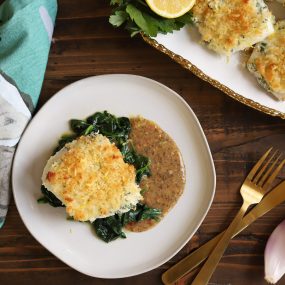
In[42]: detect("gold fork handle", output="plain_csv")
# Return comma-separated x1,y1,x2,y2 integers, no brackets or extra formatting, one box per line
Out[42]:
191,201,250,285
162,232,222,284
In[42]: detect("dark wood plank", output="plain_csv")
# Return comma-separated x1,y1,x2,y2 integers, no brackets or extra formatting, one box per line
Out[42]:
1,0,285,284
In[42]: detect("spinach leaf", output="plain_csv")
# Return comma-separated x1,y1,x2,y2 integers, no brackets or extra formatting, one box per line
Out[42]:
70,119,92,134
120,143,151,183
53,111,131,151
93,203,161,242
121,203,161,225
137,205,161,221
93,215,126,243
86,111,131,147
38,185,64,207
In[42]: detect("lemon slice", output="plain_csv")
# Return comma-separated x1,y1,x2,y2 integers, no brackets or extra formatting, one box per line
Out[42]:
145,0,196,19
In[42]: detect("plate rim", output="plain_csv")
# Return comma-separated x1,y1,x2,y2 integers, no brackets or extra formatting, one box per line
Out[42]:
142,35,285,120
12,74,216,278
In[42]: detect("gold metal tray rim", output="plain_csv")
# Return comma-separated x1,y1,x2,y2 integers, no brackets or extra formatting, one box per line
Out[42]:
142,35,285,120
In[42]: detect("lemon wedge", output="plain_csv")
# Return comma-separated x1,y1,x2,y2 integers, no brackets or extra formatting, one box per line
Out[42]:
145,0,196,19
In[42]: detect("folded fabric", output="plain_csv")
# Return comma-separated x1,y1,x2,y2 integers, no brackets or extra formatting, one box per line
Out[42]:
0,0,57,228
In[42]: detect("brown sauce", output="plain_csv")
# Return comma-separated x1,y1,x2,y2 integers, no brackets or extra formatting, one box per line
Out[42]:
125,117,186,232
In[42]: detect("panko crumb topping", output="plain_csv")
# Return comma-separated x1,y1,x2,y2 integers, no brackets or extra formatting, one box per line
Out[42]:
42,134,142,222
192,0,275,55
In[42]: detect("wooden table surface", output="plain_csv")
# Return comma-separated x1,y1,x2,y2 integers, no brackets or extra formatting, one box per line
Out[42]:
2,1,285,284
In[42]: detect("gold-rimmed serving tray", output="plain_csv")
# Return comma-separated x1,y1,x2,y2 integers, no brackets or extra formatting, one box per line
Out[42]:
142,2,285,119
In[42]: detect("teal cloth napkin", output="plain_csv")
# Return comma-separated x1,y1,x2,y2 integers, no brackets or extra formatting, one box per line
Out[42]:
0,0,57,228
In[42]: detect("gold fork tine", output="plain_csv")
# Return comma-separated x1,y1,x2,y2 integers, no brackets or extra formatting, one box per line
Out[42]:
262,158,285,191
252,150,278,184
257,153,282,186
247,147,272,181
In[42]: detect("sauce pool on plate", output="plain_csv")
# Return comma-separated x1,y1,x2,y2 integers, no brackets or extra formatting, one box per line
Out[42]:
125,116,186,232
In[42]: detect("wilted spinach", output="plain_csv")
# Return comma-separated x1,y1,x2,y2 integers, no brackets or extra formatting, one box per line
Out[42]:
85,111,131,148
120,143,151,183
37,185,64,207
38,111,159,242
93,215,126,243
94,203,161,243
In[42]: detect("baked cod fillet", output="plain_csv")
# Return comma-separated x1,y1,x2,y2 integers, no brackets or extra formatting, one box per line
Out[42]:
192,0,275,55
42,134,143,222
247,21,285,100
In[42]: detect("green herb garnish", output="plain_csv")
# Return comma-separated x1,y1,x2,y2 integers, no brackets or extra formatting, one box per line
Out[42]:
109,0,194,37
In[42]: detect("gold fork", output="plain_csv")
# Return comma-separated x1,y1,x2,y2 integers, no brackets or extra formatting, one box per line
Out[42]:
190,148,284,285
162,149,285,285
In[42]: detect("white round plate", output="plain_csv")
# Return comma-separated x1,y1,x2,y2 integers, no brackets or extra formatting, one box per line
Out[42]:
12,74,216,278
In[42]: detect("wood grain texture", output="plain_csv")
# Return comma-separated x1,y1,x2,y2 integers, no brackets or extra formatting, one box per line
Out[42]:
1,0,285,284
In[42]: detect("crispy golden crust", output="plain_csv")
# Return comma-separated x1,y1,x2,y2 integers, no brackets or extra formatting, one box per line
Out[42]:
247,21,285,100
192,0,274,55
42,134,142,221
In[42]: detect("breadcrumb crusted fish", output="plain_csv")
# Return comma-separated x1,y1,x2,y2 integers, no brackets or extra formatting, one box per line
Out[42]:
192,0,275,55
42,134,142,222
247,20,285,100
